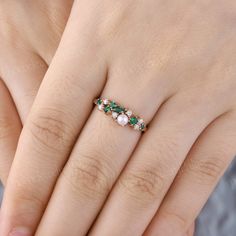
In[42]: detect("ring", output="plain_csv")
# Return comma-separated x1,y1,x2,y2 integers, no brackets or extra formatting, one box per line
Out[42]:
94,98,147,132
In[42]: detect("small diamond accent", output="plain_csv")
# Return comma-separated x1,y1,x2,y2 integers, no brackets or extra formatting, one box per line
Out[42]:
138,119,144,124
134,124,140,130
104,99,109,105
98,104,104,110
112,112,118,119
126,110,132,117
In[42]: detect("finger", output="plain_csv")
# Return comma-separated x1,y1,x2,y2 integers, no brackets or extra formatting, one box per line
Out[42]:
147,218,195,236
146,219,195,236
0,1,69,184
0,52,48,185
35,55,171,236
0,5,107,236
0,79,22,185
89,89,227,236
0,0,70,123
2,52,48,123
144,110,236,236
186,223,195,236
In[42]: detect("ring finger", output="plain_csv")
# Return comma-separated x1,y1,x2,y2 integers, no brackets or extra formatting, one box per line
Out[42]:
35,60,171,236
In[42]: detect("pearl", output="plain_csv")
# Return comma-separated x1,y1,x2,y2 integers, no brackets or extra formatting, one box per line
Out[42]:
117,114,129,126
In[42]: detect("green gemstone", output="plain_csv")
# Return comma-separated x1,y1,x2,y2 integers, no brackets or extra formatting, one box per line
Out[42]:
113,106,125,113
104,105,111,113
110,101,117,109
97,98,102,105
129,117,138,125
140,123,145,130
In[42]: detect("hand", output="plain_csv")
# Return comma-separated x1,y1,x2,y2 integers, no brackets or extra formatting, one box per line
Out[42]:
0,0,73,185
2,0,236,236
0,1,192,235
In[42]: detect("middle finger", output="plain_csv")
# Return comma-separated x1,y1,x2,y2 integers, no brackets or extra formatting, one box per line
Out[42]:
36,64,171,236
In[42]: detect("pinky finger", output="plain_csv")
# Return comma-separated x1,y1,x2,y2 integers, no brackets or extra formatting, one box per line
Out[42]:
0,79,22,185
148,217,195,236
185,223,195,236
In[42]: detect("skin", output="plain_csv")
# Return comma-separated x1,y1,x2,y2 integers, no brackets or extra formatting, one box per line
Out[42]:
0,0,73,184
1,0,236,235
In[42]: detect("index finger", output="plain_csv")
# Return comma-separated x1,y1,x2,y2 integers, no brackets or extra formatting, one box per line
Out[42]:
0,4,107,236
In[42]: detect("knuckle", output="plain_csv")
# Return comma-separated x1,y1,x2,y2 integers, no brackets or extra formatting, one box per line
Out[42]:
28,109,72,151
119,167,165,204
65,150,113,198
83,1,133,44
198,159,223,181
187,157,224,184
160,210,189,232
14,190,45,214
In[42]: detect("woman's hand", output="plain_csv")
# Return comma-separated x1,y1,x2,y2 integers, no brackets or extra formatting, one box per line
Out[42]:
1,0,236,236
0,1,194,235
0,0,73,184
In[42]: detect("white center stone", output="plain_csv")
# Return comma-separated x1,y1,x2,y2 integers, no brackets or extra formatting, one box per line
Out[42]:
117,114,129,126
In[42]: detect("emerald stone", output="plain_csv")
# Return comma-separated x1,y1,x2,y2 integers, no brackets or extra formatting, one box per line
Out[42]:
97,98,102,105
110,101,117,109
104,105,111,113
140,123,145,130
113,106,125,113
129,117,138,125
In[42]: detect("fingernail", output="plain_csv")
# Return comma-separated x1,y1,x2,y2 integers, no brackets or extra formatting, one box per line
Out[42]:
9,227,31,236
